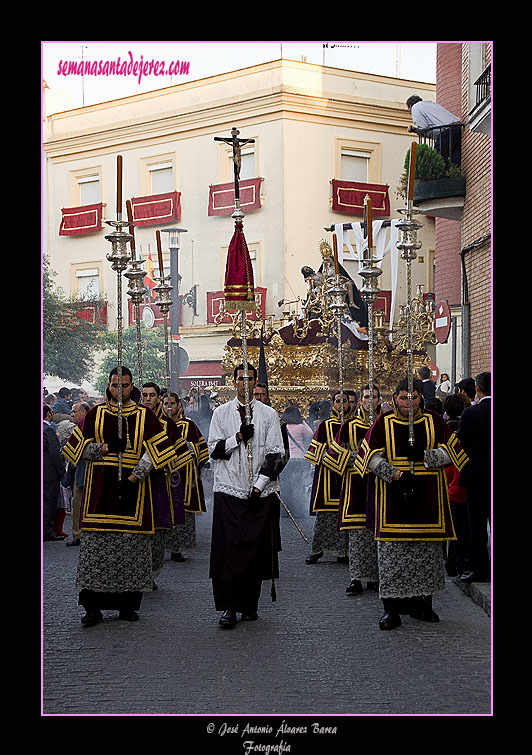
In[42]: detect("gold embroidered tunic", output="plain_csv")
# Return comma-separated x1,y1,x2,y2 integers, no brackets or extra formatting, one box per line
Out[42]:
354,407,468,541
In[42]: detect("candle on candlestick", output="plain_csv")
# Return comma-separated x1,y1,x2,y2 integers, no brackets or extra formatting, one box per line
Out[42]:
126,200,136,261
116,155,123,217
156,230,164,275
364,194,373,251
407,141,417,202
332,234,340,275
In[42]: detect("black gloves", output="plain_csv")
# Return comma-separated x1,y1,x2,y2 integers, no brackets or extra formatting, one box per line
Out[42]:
247,488,262,507
405,445,425,462
108,436,128,453
118,478,137,503
396,471,416,499
239,422,254,444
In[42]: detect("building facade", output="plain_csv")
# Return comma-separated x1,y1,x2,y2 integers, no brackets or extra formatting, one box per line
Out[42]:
419,42,491,385
43,58,438,393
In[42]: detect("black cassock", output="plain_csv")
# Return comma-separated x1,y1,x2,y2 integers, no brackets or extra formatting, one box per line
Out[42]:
209,491,281,613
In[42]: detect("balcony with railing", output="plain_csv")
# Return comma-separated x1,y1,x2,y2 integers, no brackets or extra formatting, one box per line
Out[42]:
413,123,466,221
469,63,491,136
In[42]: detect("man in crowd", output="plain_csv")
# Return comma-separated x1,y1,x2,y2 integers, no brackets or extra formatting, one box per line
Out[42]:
62,367,176,627
208,364,284,628
456,371,491,584
324,385,382,595
142,382,190,586
406,94,462,167
163,390,209,565
43,405,65,541
355,377,468,630
304,390,351,565
64,401,90,546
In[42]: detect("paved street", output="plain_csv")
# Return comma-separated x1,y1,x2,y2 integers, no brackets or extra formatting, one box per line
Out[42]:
42,479,491,723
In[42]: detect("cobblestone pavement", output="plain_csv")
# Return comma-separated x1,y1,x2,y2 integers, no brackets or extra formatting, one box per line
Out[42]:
42,483,492,725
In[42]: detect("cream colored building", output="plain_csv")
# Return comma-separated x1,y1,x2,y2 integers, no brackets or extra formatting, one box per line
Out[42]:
43,58,436,390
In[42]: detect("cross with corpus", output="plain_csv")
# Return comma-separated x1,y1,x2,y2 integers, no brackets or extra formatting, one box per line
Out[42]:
214,127,255,202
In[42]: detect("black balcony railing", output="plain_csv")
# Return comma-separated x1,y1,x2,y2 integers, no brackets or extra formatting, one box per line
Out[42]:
418,122,464,169
474,63,491,109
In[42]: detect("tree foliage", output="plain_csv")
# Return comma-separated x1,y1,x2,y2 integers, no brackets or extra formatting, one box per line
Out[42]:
42,257,108,384
94,323,167,395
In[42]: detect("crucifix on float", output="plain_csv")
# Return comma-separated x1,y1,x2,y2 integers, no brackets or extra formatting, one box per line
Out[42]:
214,127,255,202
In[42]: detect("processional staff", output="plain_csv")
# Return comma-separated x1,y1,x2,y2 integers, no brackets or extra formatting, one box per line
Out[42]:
214,127,256,492
105,155,133,482
214,127,309,550
331,236,346,423
396,142,422,473
153,230,173,417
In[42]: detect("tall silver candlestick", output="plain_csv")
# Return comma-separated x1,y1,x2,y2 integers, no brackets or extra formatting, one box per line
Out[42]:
325,259,350,423
124,200,145,387
105,219,133,482
124,257,146,387
153,273,173,415
396,197,423,471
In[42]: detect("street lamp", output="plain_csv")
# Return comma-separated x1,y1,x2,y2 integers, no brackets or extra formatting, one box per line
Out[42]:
160,227,188,394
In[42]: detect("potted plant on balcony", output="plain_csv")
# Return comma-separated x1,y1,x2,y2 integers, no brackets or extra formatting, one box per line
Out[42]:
396,144,465,202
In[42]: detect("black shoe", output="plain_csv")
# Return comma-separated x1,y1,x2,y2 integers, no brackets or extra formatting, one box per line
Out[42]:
305,552,323,564
346,579,363,595
170,552,185,562
408,596,440,622
66,538,81,547
119,611,139,621
81,610,103,627
460,571,490,583
240,612,258,621
366,581,379,591
337,556,349,564
44,533,65,541
409,608,440,622
219,610,237,628
379,612,402,630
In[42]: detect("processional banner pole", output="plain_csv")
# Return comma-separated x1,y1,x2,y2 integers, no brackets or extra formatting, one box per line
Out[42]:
105,155,133,482
396,142,422,472
214,127,256,493
154,230,173,417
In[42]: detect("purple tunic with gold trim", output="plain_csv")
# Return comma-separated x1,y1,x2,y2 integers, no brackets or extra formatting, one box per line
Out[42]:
323,408,377,530
62,397,178,534
354,408,468,542
304,410,344,515
173,416,209,514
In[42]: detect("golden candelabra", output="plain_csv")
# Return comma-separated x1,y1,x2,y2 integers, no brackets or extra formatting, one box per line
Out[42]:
393,284,437,352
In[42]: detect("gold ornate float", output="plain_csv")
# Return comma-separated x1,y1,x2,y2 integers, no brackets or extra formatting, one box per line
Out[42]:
215,241,435,413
